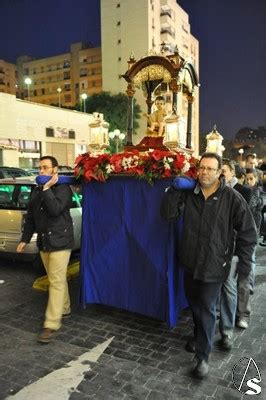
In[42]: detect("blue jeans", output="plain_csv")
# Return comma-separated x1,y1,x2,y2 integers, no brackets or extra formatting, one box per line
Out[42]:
184,272,222,362
249,246,257,291
219,256,238,338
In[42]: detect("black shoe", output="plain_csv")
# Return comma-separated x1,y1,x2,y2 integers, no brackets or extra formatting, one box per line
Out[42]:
62,312,71,318
219,335,232,351
185,339,196,353
193,359,209,379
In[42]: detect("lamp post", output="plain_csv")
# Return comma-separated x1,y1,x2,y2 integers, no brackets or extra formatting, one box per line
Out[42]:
24,77,32,101
109,129,125,153
238,148,244,164
81,93,88,113
57,87,62,108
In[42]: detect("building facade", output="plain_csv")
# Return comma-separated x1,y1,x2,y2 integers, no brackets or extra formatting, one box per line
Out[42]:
16,43,102,108
100,0,199,152
0,59,17,95
0,93,95,168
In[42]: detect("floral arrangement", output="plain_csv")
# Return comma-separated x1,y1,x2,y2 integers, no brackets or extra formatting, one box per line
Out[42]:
74,149,198,184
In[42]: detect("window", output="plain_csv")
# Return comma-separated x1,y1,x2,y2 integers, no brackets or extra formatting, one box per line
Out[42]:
117,3,120,7
64,84,71,91
64,71,70,80
41,88,45,95
63,61,70,68
118,39,121,44
69,130,75,139
118,57,121,61
117,21,121,26
80,69,87,77
46,128,54,137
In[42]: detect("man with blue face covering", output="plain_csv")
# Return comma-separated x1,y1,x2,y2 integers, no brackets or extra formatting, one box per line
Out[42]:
17,155,74,343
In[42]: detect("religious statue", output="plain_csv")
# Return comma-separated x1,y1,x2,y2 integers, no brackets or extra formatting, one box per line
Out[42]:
143,96,167,137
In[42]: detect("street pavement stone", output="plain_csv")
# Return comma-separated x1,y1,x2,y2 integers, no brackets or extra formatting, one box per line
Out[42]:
0,244,265,399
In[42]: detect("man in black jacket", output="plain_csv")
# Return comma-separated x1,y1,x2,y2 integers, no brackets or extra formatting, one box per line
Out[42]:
17,156,74,343
180,153,257,378
218,159,253,350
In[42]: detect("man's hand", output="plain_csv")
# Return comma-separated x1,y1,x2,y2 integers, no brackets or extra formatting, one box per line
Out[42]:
43,173,58,191
17,242,27,253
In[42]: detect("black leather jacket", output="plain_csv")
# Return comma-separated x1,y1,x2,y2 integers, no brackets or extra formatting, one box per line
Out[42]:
179,179,257,282
22,184,74,251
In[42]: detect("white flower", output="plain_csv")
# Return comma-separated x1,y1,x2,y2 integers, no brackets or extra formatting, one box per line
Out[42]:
106,164,115,173
182,160,190,173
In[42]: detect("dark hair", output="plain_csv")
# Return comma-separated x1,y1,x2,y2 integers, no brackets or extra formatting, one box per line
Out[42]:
245,168,258,178
245,153,257,161
40,156,58,167
222,159,235,174
235,164,246,179
155,95,165,103
200,152,222,169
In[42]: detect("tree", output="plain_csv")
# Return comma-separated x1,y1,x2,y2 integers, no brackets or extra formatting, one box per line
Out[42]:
76,92,141,133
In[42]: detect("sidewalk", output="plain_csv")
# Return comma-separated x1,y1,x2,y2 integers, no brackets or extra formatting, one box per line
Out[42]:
0,245,265,399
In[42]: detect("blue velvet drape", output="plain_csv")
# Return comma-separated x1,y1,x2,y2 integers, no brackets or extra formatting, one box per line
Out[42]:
80,177,187,327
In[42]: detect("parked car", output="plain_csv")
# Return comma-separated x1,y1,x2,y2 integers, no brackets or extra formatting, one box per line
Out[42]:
26,166,74,176
0,177,82,271
0,167,33,179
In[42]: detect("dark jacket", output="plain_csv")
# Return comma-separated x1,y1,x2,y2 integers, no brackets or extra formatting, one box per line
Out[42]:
22,184,74,251
249,186,263,231
233,182,252,204
179,179,257,282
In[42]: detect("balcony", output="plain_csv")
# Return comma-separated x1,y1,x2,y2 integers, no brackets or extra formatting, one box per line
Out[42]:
160,26,175,38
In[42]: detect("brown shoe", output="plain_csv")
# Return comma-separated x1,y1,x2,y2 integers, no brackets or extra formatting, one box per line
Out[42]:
37,328,58,343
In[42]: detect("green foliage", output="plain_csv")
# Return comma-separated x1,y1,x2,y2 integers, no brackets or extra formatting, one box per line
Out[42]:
76,92,141,133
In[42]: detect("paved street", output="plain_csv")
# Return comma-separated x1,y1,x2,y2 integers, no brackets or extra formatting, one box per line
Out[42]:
0,245,265,400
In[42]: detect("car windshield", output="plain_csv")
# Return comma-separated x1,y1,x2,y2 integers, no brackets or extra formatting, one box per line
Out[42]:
0,183,33,210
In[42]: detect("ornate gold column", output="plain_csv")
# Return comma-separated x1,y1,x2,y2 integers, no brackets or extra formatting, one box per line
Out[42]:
186,94,194,149
169,79,181,114
126,83,136,146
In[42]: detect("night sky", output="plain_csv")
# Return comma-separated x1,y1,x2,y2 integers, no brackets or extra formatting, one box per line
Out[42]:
1,0,265,138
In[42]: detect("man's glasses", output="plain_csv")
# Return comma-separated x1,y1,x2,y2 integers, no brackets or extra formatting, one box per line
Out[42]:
38,166,54,171
198,166,218,173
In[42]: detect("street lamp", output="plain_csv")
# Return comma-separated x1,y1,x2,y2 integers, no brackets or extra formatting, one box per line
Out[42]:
24,77,32,101
238,148,244,164
108,129,125,153
57,87,62,108
205,124,224,156
81,93,88,113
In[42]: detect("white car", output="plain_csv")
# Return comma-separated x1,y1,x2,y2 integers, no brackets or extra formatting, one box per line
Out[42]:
0,177,82,271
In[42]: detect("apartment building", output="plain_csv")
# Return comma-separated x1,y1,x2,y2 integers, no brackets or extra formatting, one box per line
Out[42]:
16,43,102,108
100,0,199,150
0,59,17,95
